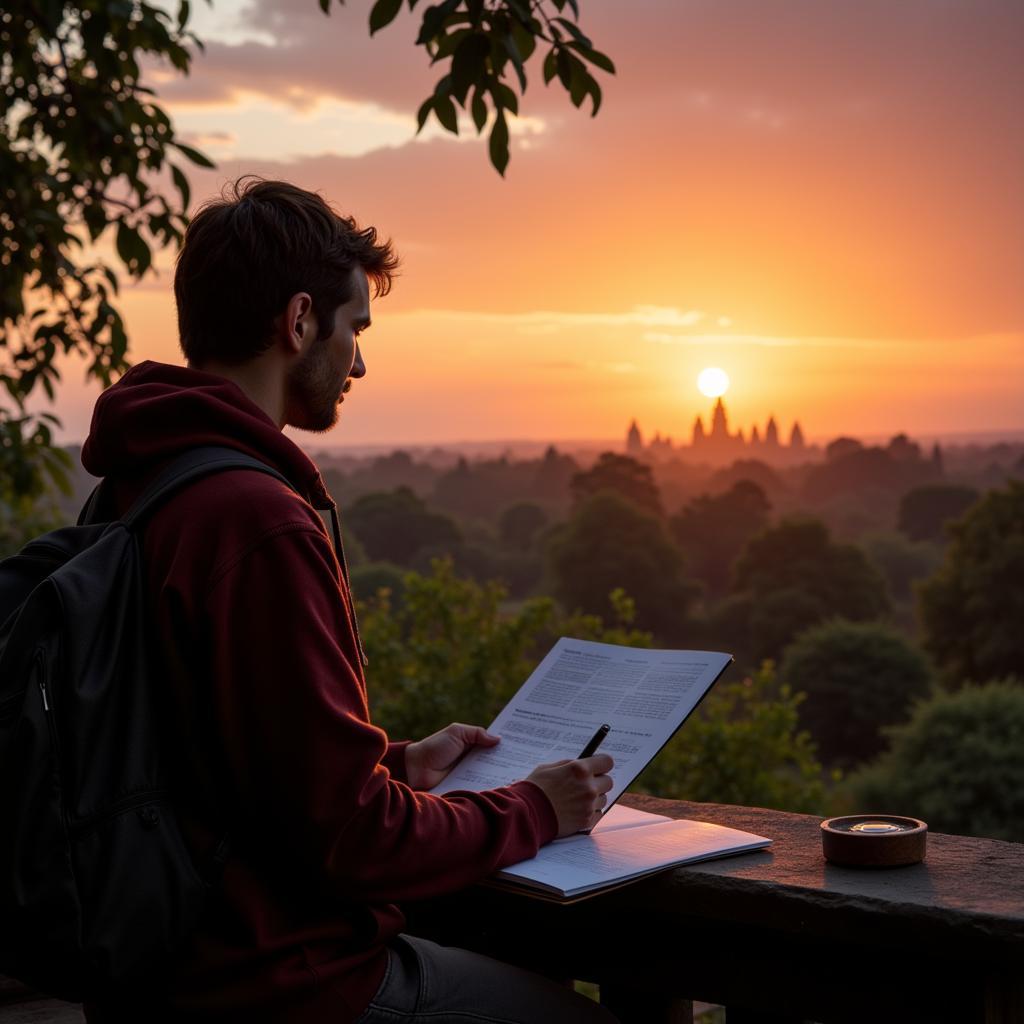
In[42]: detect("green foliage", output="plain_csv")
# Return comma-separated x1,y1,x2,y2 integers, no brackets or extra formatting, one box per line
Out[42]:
570,452,663,517
359,557,651,740
861,531,943,604
0,413,73,556
361,561,826,814
633,664,827,814
779,620,933,769
431,450,578,523
848,681,1024,841
731,518,891,661
918,481,1024,684
670,480,771,598
544,492,699,640
1,0,210,472
349,561,407,605
498,501,548,549
364,0,616,175
898,483,980,543
344,486,462,566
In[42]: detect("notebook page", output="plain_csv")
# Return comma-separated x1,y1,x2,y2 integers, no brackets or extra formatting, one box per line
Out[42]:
497,818,771,895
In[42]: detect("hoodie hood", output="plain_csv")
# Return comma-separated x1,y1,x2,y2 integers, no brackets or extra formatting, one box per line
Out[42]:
81,360,331,506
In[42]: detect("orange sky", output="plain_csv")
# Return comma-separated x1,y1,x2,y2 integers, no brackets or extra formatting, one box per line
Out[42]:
44,0,1024,448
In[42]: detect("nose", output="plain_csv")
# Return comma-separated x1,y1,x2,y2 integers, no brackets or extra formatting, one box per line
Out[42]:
351,342,366,379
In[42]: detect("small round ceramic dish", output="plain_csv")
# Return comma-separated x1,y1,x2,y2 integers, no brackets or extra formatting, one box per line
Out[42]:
820,814,927,867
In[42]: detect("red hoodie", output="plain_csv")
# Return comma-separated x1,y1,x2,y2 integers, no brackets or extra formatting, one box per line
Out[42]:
79,361,559,1023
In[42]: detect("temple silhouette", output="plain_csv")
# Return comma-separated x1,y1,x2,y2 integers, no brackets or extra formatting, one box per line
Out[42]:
626,399,814,466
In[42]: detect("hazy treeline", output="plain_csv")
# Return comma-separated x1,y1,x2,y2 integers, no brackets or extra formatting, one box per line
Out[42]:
26,434,1024,840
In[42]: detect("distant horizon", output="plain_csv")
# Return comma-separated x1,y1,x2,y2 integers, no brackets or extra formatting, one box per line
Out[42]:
295,424,1024,460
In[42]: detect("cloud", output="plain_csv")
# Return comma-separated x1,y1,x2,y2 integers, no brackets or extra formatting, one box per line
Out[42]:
393,305,708,332
643,332,890,349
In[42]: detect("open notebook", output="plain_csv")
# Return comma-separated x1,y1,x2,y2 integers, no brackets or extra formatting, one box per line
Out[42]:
483,804,771,903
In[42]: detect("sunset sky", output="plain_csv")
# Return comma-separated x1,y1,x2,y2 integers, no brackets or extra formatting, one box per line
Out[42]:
46,0,1024,449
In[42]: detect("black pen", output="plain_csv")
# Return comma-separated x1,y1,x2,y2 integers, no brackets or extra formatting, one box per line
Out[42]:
578,723,610,759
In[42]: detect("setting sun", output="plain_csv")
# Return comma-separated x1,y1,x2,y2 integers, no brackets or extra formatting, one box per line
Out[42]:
698,367,730,399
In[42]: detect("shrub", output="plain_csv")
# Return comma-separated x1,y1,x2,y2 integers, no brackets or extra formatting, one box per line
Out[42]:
848,681,1024,842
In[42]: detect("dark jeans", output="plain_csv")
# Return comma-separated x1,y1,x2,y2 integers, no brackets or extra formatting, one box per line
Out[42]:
353,934,620,1024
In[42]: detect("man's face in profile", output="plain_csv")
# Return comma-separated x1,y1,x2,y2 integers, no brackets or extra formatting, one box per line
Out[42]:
285,268,370,433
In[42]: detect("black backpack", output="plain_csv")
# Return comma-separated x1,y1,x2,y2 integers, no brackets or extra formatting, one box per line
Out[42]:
0,446,297,1001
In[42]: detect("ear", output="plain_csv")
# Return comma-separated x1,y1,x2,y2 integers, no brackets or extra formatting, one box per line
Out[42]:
278,292,316,355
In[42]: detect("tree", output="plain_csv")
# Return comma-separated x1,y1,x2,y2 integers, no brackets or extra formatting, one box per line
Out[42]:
670,480,771,598
2,0,210,505
861,531,943,604
918,481,1024,684
897,483,980,543
730,518,890,661
344,487,462,565
544,492,698,639
779,620,933,769
848,681,1024,842
498,501,548,549
570,452,663,517
802,446,936,503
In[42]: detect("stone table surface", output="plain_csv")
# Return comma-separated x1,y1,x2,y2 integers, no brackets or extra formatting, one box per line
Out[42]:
605,793,1024,961
405,794,1024,1021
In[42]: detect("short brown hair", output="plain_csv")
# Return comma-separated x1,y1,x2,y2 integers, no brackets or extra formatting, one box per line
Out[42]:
174,176,398,365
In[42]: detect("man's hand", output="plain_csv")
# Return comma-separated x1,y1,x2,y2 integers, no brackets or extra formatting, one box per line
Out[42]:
405,723,501,790
525,754,615,837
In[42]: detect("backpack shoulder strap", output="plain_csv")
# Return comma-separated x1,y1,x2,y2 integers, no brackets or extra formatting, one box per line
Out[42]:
121,446,298,531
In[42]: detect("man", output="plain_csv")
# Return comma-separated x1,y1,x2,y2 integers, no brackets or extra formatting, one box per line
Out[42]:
79,177,618,1024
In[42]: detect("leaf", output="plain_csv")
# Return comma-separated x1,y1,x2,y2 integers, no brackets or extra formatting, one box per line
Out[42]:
554,16,591,49
170,164,190,210
416,97,434,133
177,0,190,29
116,222,136,270
543,49,558,85
572,45,615,75
556,48,572,90
369,0,402,34
434,94,458,134
489,112,509,176
502,36,527,92
172,140,215,168
471,87,487,132
494,81,518,115
319,0,330,11
568,58,589,108
509,17,536,63
115,222,152,277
